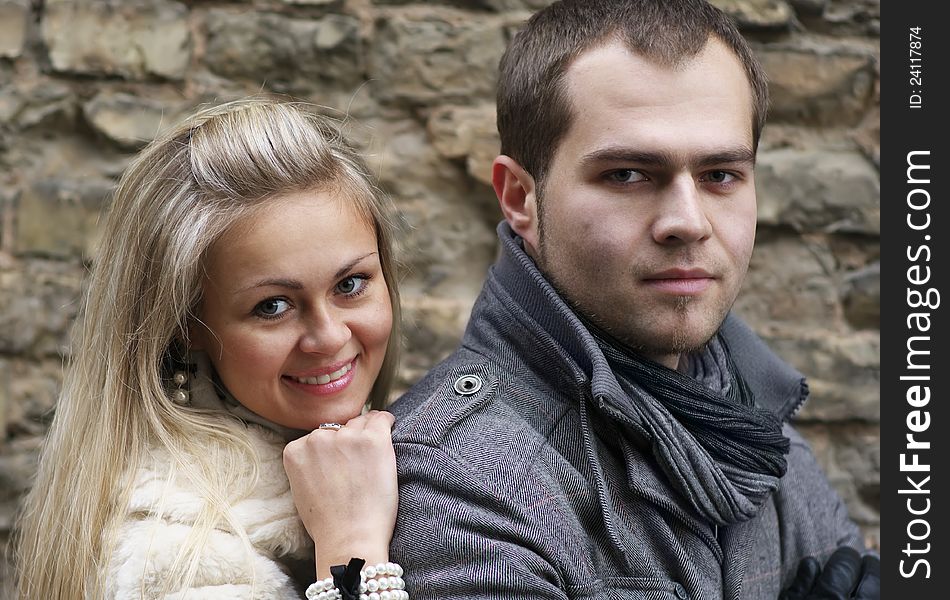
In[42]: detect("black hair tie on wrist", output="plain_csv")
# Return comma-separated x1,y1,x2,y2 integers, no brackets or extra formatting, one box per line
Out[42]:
330,557,366,600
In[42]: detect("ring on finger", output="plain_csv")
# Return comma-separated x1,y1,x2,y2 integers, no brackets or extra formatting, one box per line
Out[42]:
317,422,343,431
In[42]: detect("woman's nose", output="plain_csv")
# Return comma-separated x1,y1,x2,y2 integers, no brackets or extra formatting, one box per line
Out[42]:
297,308,352,355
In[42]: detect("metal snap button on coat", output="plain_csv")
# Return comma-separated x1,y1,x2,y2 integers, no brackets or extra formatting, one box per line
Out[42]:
453,374,482,395
673,583,688,599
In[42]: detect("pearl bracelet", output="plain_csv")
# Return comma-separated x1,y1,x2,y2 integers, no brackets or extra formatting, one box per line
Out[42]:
306,562,409,600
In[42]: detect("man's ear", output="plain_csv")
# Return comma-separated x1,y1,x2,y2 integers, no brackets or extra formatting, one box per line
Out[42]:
492,155,540,255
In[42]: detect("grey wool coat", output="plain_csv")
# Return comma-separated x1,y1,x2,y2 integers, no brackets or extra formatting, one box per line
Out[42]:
389,224,863,600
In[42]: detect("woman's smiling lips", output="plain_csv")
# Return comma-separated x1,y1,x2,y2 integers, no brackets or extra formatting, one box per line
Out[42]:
283,357,358,396
643,268,715,295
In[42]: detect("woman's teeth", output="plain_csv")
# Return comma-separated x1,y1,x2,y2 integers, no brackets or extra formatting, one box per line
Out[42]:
290,362,352,385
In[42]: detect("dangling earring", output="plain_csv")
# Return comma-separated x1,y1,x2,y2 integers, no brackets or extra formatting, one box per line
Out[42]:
171,369,190,405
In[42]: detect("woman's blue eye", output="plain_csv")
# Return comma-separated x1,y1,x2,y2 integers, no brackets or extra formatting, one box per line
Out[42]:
336,276,367,296
255,298,290,318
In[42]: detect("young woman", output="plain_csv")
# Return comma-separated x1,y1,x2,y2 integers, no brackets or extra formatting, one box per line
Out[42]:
15,99,407,599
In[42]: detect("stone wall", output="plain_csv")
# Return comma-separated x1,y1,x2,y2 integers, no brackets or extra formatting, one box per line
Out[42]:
0,0,880,594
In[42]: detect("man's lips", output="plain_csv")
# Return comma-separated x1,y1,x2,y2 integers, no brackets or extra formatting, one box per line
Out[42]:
643,268,715,294
646,268,714,279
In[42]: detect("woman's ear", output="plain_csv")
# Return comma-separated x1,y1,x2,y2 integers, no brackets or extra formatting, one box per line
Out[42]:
492,155,540,257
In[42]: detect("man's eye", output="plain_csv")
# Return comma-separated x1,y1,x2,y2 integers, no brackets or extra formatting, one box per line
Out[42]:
255,298,291,318
704,170,735,184
336,276,368,296
606,169,646,184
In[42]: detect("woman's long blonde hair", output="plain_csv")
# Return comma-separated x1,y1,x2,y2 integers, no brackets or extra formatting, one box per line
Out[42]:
14,98,401,599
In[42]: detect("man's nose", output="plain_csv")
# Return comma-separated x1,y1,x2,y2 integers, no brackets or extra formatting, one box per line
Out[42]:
651,177,713,245
297,307,352,355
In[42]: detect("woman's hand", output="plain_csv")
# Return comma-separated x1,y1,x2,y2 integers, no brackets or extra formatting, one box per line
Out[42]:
283,410,398,578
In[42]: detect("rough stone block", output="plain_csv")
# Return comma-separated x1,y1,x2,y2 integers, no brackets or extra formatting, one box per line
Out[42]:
842,262,879,329
710,0,794,30
204,9,362,94
372,0,552,8
759,327,880,422
370,9,508,105
760,47,875,126
394,195,497,300
0,190,13,254
0,0,29,59
42,0,191,80
797,423,880,528
788,0,828,16
14,178,113,259
756,148,880,234
737,232,842,329
0,80,76,130
371,117,500,216
0,357,62,437
853,104,880,168
822,0,879,36
427,104,498,185
83,92,181,150
0,438,43,527
375,0,793,25
280,0,341,5
480,0,554,8
398,295,475,389
368,119,501,291
0,358,7,438
826,235,879,275
0,262,83,356
0,543,13,600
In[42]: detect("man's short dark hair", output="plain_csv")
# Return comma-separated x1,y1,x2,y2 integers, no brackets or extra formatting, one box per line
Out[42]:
496,0,770,185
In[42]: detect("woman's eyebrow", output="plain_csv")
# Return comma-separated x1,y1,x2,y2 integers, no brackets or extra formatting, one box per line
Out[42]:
235,252,379,294
334,252,378,279
238,278,304,294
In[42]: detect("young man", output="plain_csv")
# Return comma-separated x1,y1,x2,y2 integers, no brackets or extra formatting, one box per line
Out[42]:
389,1,878,598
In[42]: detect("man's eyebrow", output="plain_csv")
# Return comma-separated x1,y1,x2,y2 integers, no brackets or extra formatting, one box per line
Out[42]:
236,252,378,294
694,148,757,168
579,146,756,169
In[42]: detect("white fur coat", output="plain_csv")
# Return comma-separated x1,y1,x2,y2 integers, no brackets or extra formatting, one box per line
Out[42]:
105,424,313,599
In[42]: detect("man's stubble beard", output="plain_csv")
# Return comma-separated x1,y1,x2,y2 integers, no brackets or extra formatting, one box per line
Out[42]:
534,189,716,360
595,294,708,358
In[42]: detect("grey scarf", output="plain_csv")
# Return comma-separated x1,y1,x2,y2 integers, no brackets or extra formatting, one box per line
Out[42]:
491,222,792,526
594,330,790,525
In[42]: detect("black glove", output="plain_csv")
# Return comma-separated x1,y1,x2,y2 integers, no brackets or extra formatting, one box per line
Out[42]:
780,546,880,599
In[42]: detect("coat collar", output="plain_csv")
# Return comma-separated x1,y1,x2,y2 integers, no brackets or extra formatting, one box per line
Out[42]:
479,221,808,422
